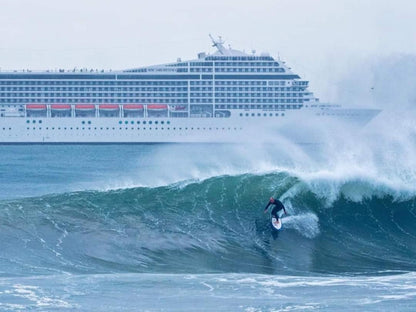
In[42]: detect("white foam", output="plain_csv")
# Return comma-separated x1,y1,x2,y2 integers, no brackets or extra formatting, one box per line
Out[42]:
10,284,72,308
282,213,320,239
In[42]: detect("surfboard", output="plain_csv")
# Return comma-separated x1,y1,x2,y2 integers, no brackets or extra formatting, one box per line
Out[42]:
271,216,282,230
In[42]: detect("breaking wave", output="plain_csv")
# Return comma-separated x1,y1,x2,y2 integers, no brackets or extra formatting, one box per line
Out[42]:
1,172,415,277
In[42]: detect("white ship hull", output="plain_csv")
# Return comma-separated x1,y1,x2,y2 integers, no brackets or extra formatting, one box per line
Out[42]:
0,107,380,144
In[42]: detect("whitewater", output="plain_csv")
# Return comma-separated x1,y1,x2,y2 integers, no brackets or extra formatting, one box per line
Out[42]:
1,58,416,311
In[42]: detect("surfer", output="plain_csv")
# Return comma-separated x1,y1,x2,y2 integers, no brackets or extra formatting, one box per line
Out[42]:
264,197,287,222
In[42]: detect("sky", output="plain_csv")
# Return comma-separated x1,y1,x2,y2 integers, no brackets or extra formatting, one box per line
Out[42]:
0,0,415,103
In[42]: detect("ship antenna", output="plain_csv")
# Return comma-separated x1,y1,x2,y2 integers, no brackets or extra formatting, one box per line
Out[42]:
209,34,226,55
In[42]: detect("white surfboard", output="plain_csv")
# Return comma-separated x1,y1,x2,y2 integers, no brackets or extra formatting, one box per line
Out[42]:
271,216,282,230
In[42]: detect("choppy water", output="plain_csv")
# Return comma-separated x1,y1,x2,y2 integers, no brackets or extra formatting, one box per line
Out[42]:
1,133,416,311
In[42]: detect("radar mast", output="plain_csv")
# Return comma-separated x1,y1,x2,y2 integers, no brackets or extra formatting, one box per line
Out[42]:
209,34,226,55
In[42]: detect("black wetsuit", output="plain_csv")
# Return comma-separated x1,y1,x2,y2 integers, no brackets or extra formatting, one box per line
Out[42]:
264,199,286,219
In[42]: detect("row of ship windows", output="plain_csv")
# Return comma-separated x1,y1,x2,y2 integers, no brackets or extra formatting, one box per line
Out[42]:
0,92,305,97
186,62,280,67
20,112,286,127
240,112,286,117
186,68,284,73
1,101,305,108
26,120,172,125
0,87,188,92
0,81,189,86
213,93,305,97
190,100,303,104
0,99,189,104
1,99,304,105
1,93,189,97
1,99,189,104
1,99,305,106
205,56,274,61
0,80,303,87
1,95,306,100
217,104,298,109
0,86,303,92
15,127,244,131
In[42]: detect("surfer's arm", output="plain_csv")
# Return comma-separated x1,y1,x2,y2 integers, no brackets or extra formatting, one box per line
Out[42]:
263,202,271,213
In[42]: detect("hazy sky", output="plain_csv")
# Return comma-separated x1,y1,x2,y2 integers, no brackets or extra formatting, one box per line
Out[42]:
1,0,415,101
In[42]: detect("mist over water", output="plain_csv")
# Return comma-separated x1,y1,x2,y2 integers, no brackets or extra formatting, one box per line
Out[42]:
1,54,416,311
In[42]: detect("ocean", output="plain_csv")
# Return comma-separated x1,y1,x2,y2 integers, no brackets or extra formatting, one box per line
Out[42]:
1,129,416,311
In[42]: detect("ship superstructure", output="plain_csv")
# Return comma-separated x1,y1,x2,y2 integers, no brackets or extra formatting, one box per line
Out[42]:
0,36,379,143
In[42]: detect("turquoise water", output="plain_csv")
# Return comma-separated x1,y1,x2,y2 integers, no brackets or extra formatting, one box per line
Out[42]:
0,143,416,311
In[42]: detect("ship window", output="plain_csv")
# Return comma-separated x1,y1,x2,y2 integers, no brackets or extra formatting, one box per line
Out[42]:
119,121,122,124
149,121,152,125
137,121,140,124
143,121,146,124
88,121,91,124
32,120,36,123
82,121,85,124
26,120,30,123
161,121,164,124
39,120,42,123
125,121,128,124
131,121,134,124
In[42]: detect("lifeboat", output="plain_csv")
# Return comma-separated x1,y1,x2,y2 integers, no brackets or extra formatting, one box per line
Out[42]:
26,104,47,110
147,104,168,110
75,104,95,110
75,104,95,117
123,104,144,118
123,104,144,110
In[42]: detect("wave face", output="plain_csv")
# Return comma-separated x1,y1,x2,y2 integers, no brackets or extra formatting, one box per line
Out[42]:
1,172,415,277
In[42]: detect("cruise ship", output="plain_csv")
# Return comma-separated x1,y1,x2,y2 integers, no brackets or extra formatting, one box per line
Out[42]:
0,36,379,143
